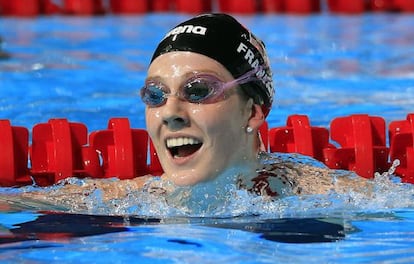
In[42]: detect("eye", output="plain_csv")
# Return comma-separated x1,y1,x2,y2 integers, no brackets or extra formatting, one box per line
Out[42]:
141,82,167,106
183,79,217,103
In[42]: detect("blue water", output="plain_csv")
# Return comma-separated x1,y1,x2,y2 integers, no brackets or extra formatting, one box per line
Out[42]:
1,13,414,263
1,14,413,131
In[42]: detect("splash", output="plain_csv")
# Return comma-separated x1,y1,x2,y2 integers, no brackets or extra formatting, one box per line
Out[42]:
68,173,414,218
1,157,413,218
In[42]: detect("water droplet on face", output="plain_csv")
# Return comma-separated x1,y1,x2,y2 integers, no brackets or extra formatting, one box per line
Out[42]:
154,110,161,118
191,108,202,115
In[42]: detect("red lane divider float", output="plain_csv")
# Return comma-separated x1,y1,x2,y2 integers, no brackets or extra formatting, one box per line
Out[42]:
269,114,332,162
30,119,101,186
327,0,413,13
2,0,414,16
175,0,212,13
0,120,30,186
110,0,149,14
0,0,41,16
63,0,105,15
89,118,149,179
389,113,414,183
1,113,414,187
323,115,389,179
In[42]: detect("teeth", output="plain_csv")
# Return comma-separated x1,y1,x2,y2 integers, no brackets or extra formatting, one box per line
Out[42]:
166,137,201,148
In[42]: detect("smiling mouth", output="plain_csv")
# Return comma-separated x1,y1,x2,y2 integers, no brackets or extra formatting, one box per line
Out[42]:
166,137,203,158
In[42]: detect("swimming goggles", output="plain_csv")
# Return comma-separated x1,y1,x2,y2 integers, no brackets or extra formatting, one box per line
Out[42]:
140,67,261,107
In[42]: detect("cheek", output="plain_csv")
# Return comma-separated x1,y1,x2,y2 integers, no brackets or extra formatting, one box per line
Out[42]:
145,108,162,139
189,104,231,130
190,98,248,137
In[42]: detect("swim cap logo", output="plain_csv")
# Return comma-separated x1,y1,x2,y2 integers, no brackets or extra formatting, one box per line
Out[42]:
164,25,207,41
237,42,273,90
237,42,260,68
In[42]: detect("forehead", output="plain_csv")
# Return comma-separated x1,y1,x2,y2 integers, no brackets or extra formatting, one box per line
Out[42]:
147,51,234,80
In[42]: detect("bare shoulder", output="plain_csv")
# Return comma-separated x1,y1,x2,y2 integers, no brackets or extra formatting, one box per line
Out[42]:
289,161,371,195
259,152,371,196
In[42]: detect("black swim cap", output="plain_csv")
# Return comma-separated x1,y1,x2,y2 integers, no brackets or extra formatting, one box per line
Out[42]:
151,13,274,116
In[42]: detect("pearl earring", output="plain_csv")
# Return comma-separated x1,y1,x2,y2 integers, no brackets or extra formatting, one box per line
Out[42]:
246,126,253,134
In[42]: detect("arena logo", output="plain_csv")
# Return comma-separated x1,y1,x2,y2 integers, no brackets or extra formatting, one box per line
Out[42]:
164,25,207,41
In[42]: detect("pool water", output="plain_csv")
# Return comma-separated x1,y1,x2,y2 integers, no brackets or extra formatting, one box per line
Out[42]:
1,13,414,263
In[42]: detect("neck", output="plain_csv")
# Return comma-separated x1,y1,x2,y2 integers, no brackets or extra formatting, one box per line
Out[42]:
162,152,262,216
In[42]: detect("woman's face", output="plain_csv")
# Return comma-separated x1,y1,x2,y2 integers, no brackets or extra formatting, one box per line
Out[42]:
145,51,254,186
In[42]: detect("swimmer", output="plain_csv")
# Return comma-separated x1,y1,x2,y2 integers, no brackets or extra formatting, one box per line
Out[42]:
21,13,370,212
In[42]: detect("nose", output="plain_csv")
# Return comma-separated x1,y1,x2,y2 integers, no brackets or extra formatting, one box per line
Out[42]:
161,97,190,131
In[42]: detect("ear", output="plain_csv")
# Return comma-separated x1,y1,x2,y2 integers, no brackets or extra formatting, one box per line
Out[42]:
247,104,265,131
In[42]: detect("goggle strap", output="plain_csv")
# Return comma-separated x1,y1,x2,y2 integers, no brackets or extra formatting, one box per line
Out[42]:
231,66,263,87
